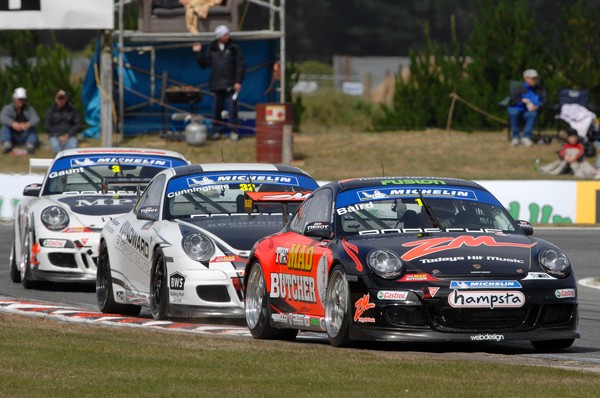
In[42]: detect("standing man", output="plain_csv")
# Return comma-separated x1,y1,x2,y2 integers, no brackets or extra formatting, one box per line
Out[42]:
508,69,548,147
45,89,82,154
0,87,40,154
193,24,245,141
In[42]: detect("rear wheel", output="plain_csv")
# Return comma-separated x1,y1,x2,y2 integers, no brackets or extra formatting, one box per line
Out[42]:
531,338,575,352
96,241,141,316
9,243,21,283
245,262,297,340
20,230,37,289
150,249,169,320
325,266,352,347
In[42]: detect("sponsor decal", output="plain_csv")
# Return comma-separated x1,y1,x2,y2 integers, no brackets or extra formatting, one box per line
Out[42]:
342,238,362,272
169,272,185,290
214,174,298,185
380,179,447,185
555,289,576,299
356,317,376,323
63,227,93,233
305,222,329,232
450,281,522,289
167,184,227,198
309,317,321,327
401,236,537,262
269,273,316,303
356,187,476,202
358,228,503,235
428,287,440,298
470,334,505,342
336,201,374,216
377,291,410,300
210,255,238,263
139,206,158,214
354,293,375,321
41,239,67,248
75,198,136,207
420,256,464,264
118,221,150,258
48,167,85,179
291,314,305,326
448,290,525,309
69,156,170,167
398,273,438,282
285,244,314,271
275,246,288,265
186,176,217,187
523,272,556,280
271,313,289,324
316,254,328,307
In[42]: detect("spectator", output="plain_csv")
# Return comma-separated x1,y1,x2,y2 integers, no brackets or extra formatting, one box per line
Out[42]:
193,24,245,141
178,0,222,33
540,129,596,178
0,87,40,154
45,89,82,154
508,69,548,147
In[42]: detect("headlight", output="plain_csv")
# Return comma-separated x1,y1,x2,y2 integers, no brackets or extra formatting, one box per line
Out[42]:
182,233,215,262
40,206,69,231
367,249,404,279
539,248,570,276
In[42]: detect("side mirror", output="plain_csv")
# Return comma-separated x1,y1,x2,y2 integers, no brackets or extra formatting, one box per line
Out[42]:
304,221,332,239
23,183,42,197
517,220,534,236
136,206,160,221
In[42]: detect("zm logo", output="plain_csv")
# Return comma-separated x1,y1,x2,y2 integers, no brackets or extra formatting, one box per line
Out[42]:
0,1,41,11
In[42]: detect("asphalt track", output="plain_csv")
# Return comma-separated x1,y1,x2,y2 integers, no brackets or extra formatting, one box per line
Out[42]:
1,222,600,372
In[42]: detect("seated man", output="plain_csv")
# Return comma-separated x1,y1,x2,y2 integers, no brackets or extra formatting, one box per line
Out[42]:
508,69,548,147
0,87,40,154
45,89,82,154
179,0,223,33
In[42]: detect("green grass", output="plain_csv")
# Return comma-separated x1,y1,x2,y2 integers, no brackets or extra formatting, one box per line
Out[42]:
0,128,576,182
1,313,599,397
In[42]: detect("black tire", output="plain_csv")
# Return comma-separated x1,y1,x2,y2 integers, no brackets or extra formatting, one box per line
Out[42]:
325,266,352,347
150,249,169,320
9,243,21,283
96,240,141,316
20,230,38,289
531,338,575,352
245,262,298,340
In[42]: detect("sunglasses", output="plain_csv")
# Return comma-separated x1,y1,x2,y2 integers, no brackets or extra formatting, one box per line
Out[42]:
56,95,66,100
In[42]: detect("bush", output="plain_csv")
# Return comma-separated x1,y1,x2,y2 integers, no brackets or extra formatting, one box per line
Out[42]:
302,91,374,131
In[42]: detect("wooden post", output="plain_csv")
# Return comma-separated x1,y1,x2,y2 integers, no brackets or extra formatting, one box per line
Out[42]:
282,124,293,164
100,30,113,147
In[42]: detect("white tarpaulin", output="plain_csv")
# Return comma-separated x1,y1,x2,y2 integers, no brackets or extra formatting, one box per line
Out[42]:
0,0,114,29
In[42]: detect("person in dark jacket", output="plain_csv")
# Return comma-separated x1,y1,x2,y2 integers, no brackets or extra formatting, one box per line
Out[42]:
0,87,40,154
193,24,245,140
508,69,548,147
45,89,82,154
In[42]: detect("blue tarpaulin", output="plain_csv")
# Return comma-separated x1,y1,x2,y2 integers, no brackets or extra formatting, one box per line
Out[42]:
82,38,279,138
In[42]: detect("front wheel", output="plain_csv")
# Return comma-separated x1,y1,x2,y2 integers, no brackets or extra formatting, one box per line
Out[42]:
9,243,21,283
245,262,297,340
325,266,352,347
96,241,141,316
150,249,169,320
20,230,37,289
531,338,575,352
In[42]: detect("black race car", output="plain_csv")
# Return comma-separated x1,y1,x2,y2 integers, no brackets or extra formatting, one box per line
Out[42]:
244,177,579,350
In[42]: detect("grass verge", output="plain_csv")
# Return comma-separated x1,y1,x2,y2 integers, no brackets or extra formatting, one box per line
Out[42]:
1,313,599,397
0,128,578,182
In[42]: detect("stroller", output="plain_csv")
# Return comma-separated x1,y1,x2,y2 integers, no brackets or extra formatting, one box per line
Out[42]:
554,88,599,157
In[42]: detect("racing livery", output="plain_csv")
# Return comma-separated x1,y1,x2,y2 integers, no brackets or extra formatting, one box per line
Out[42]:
97,163,319,319
244,177,579,351
10,148,189,288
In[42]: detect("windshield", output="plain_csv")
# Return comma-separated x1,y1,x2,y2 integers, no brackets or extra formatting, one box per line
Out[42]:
335,186,518,236
165,171,318,220
43,154,187,195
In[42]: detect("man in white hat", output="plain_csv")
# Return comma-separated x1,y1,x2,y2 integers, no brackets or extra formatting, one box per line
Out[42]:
507,68,548,147
193,24,245,140
0,87,40,154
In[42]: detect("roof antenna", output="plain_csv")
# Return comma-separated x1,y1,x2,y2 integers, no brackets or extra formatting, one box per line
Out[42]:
381,163,385,177
221,147,225,163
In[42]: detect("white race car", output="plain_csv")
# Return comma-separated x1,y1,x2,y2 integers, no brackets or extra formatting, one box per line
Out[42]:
10,148,189,288
96,163,319,319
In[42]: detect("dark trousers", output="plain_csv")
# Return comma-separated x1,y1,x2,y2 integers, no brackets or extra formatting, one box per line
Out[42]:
212,90,239,134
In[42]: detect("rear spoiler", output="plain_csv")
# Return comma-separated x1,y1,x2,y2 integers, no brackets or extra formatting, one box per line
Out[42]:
244,191,312,223
29,158,53,174
101,176,153,197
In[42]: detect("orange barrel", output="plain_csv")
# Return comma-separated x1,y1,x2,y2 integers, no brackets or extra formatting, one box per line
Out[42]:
255,103,293,163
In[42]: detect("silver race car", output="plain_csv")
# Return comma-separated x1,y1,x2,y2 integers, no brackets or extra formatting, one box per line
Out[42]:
97,163,319,319
10,148,189,288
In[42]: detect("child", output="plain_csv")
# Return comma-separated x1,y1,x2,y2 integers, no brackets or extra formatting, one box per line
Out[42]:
540,128,596,178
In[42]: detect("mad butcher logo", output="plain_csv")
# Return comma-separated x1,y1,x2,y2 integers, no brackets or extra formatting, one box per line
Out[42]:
401,236,537,261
